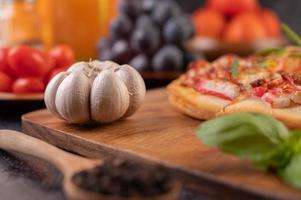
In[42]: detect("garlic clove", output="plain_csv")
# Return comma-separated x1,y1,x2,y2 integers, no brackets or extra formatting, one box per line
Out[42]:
91,70,130,123
115,65,146,117
102,61,120,70
67,61,89,72
89,60,104,70
69,61,99,84
55,71,91,124
44,71,69,119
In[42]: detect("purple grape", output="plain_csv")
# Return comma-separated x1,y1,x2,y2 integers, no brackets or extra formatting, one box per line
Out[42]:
163,15,195,45
97,38,113,51
163,17,186,45
135,15,154,28
174,15,195,40
111,40,133,64
110,15,133,39
142,0,157,14
97,38,114,61
131,25,160,54
119,0,142,20
99,49,114,61
151,1,181,26
130,54,150,71
181,15,195,40
152,45,184,71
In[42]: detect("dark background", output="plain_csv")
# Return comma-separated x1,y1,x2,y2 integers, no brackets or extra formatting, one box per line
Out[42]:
176,0,301,34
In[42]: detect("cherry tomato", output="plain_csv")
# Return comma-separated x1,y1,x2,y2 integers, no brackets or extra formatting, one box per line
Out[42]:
207,0,259,17
43,67,66,84
8,46,51,77
224,13,267,43
0,71,13,92
193,8,225,38
12,78,45,94
37,48,56,70
261,9,281,38
49,67,66,80
223,18,245,43
49,45,75,68
0,48,17,78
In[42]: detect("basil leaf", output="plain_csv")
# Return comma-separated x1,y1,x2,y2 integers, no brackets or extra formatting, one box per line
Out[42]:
256,48,285,56
277,130,301,188
285,130,301,157
279,153,301,188
196,113,290,169
281,23,301,46
230,59,239,78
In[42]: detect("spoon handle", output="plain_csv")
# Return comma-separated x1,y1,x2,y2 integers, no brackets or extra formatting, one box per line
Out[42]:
0,130,91,174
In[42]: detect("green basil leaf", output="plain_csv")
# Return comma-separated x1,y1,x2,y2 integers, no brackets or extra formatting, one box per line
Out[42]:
195,113,290,169
281,23,301,46
277,130,301,188
279,153,301,188
230,59,239,78
256,48,285,56
286,130,301,156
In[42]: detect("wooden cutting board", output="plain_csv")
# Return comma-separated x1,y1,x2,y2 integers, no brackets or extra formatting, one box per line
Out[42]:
21,89,301,200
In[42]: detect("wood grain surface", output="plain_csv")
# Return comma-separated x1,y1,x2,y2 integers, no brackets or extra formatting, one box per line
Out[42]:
22,89,301,200
0,93,43,101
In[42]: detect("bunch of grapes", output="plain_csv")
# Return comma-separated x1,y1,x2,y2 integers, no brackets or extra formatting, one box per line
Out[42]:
97,0,199,71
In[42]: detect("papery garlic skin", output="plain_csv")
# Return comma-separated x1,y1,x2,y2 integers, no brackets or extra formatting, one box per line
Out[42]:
55,71,91,124
115,65,146,117
44,60,146,124
44,72,69,119
91,70,130,123
102,61,120,70
67,61,89,73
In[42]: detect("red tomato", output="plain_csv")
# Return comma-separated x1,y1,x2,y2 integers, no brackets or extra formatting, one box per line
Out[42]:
12,78,45,94
193,8,226,38
43,67,66,84
224,13,267,43
261,9,281,38
0,48,17,78
207,0,259,17
194,81,233,100
7,46,51,77
37,48,56,70
49,67,66,80
0,72,13,92
49,45,75,68
223,18,245,43
252,86,267,97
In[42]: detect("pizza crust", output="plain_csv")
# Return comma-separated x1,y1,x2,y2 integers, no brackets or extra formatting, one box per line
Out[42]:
167,80,231,120
220,99,301,128
167,79,301,128
219,98,273,116
272,107,301,128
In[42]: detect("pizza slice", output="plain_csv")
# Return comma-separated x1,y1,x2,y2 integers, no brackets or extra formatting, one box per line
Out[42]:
167,48,301,128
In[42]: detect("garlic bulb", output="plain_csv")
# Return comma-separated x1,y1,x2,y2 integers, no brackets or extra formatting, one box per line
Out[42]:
44,60,146,124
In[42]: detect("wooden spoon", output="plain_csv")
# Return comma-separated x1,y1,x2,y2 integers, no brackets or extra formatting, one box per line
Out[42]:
0,130,180,200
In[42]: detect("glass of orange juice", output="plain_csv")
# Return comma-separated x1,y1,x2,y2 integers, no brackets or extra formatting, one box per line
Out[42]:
38,0,117,60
